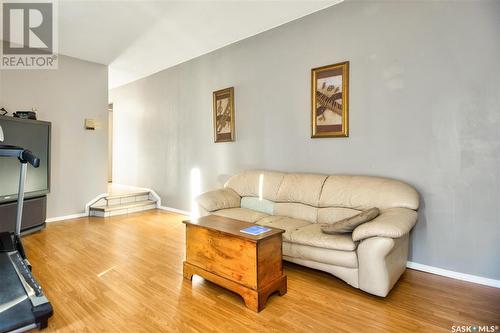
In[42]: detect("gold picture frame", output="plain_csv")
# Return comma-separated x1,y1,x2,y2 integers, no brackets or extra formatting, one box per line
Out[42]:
213,87,235,143
311,61,349,138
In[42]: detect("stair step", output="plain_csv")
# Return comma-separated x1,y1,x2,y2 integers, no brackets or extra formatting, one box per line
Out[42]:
105,190,150,200
91,200,156,212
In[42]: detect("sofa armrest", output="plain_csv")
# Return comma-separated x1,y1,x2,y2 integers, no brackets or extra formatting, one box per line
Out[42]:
352,207,417,242
196,188,241,212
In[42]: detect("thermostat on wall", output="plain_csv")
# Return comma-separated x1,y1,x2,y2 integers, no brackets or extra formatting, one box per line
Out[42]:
85,118,96,130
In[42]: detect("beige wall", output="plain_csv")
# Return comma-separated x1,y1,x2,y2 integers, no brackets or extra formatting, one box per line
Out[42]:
0,55,108,218
110,1,500,280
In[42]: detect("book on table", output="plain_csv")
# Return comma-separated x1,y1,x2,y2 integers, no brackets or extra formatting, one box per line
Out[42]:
240,226,271,236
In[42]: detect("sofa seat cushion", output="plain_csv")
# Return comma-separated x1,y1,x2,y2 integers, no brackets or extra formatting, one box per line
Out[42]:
211,208,268,223
289,224,358,251
283,242,358,268
255,216,311,242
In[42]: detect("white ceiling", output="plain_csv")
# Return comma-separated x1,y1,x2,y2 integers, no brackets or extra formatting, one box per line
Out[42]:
58,1,341,88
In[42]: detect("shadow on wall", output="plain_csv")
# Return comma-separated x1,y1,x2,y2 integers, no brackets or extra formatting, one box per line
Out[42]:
409,191,427,261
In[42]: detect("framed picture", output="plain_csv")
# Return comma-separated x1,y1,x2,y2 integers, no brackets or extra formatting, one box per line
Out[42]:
311,61,349,138
213,87,235,143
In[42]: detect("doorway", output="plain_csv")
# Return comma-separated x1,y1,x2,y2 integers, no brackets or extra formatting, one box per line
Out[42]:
108,103,113,183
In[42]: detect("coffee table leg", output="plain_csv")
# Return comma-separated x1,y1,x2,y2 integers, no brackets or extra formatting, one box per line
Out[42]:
255,276,287,312
242,290,259,312
241,276,288,312
183,261,194,280
183,261,287,312
278,276,288,296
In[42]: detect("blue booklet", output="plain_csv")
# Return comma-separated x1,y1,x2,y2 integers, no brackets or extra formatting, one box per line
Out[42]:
240,226,271,236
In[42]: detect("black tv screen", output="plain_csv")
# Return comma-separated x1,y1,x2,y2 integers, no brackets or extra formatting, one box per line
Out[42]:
0,115,51,203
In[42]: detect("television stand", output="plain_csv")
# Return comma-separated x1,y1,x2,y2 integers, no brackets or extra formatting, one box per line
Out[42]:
0,196,47,235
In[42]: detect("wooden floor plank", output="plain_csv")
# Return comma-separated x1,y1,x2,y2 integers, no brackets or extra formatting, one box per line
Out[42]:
22,210,500,332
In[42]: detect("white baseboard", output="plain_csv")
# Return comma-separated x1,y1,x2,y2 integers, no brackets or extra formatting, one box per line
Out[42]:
158,206,191,216
407,261,500,288
45,213,87,223
46,206,189,222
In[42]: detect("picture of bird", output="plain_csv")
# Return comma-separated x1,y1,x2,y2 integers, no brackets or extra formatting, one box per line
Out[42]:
216,98,231,134
316,74,343,124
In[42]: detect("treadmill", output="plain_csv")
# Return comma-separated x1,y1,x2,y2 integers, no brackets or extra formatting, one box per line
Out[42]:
0,145,53,332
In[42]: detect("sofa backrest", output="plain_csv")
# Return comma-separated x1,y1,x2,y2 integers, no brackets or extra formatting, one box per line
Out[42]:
319,175,419,210
273,173,326,222
224,170,419,223
224,170,285,201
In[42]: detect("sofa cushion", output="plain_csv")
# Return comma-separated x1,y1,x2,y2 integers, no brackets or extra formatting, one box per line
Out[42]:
225,170,285,201
211,208,268,223
321,207,380,234
256,216,311,242
241,196,274,215
273,202,317,223
283,242,358,268
276,173,327,206
289,224,357,251
196,188,241,212
319,175,419,210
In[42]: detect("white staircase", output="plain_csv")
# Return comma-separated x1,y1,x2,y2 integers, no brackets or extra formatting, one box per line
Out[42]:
89,185,158,217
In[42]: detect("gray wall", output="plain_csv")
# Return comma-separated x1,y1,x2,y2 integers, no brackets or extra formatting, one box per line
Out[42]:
110,1,500,280
1,55,108,218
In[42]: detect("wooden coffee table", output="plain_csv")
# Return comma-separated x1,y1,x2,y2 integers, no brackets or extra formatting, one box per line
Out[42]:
182,215,287,312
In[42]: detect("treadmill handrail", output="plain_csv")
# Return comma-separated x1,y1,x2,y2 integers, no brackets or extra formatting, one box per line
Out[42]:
0,145,40,167
20,150,40,168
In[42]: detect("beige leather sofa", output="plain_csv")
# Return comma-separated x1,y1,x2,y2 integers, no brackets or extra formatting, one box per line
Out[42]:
195,170,419,297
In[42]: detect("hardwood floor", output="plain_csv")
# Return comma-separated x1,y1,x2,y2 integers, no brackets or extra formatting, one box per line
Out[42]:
23,210,500,332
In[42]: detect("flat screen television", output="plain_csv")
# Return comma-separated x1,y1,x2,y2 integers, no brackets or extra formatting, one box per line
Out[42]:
0,115,51,204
